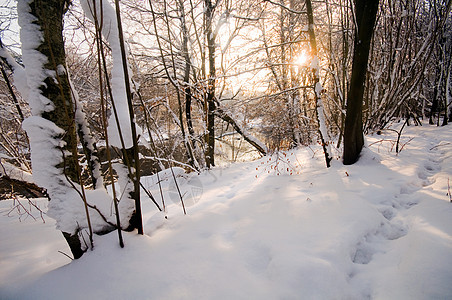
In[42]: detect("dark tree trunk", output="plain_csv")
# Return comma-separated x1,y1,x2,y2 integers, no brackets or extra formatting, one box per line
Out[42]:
430,64,441,125
343,0,379,165
32,0,78,180
440,33,451,126
121,146,141,232
62,232,84,259
185,87,195,139
179,0,198,167
205,0,216,168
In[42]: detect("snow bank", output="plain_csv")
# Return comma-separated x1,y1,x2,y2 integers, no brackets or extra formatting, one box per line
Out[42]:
1,124,451,299
0,158,33,183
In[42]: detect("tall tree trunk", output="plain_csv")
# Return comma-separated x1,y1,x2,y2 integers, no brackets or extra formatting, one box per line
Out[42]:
82,0,144,234
179,0,196,144
176,0,198,169
447,58,452,122
306,0,333,168
205,0,216,168
18,0,85,258
430,60,442,125
343,0,379,165
113,0,143,234
441,43,450,126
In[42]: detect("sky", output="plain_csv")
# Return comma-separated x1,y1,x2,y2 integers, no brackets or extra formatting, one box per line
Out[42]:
0,0,20,52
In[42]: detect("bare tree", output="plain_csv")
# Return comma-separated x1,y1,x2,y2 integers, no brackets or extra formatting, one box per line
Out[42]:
343,0,379,165
306,0,333,168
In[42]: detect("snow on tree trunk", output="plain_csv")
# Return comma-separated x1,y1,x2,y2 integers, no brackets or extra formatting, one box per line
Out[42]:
70,76,103,189
18,0,82,247
80,0,141,149
312,57,332,168
81,0,140,232
306,0,332,168
17,0,121,259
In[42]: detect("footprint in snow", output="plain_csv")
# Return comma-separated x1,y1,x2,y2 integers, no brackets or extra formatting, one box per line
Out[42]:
351,221,407,265
423,162,440,173
378,206,395,221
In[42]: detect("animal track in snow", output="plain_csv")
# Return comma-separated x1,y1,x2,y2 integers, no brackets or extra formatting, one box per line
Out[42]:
378,207,395,220
351,144,444,266
351,221,408,265
423,162,440,173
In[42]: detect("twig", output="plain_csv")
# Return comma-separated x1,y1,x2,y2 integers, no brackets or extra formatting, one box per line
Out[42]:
27,198,46,223
139,181,162,211
62,168,117,228
429,142,451,151
5,195,46,223
367,139,396,153
156,170,166,214
396,119,408,153
58,250,73,260
263,0,307,14
170,166,186,215
398,137,414,153
140,155,198,173
367,139,395,147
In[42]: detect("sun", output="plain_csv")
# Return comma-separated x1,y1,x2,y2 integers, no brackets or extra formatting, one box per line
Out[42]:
295,52,308,66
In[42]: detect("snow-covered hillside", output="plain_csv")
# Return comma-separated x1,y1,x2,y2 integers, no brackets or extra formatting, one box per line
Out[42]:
1,124,451,299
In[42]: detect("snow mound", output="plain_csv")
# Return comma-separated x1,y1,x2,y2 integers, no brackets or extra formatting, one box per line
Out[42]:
1,124,451,299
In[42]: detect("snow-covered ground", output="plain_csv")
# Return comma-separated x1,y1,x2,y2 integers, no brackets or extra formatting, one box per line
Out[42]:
1,124,451,299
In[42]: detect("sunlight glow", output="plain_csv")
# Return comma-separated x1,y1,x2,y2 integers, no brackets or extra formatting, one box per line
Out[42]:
295,52,308,66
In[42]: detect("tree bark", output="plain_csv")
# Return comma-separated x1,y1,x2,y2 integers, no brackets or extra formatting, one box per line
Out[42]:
343,0,379,165
205,0,216,168
33,0,78,181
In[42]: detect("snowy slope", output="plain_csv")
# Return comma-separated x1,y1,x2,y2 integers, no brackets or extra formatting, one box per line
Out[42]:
1,124,451,299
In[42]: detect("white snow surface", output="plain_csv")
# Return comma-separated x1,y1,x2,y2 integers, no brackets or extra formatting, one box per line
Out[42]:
0,159,33,183
0,47,29,101
1,124,452,299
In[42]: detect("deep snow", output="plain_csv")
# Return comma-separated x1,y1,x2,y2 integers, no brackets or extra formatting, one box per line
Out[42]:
1,124,451,299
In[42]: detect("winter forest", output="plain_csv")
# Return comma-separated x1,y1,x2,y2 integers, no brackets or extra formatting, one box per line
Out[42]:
0,0,451,299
